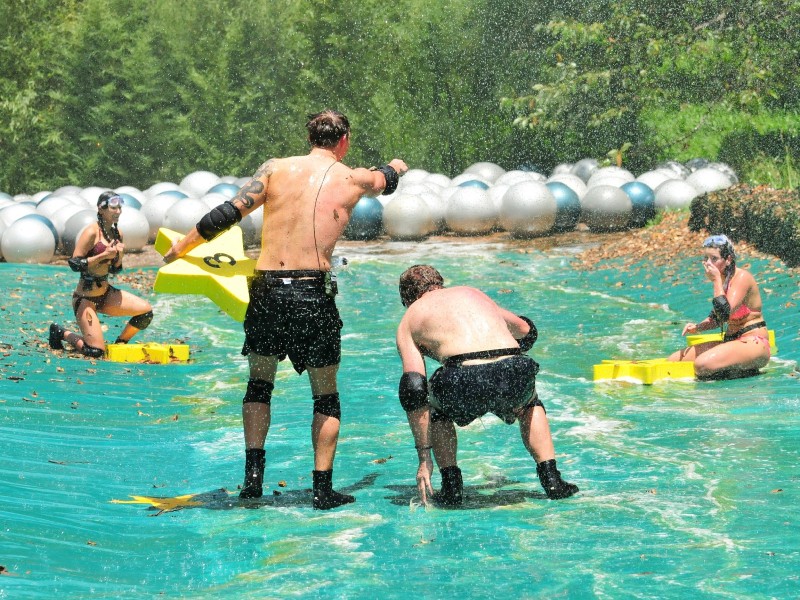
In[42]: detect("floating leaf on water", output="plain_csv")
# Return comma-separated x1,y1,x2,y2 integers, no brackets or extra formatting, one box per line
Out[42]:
413,536,435,547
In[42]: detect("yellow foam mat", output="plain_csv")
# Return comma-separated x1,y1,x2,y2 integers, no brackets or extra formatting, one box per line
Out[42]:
686,330,777,353
593,359,695,384
154,226,255,322
106,343,190,364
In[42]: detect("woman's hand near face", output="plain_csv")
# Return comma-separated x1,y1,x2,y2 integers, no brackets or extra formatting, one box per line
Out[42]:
703,259,722,283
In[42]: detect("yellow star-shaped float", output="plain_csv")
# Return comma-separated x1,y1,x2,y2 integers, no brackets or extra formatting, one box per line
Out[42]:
154,226,255,321
111,489,235,514
686,329,777,352
111,493,204,513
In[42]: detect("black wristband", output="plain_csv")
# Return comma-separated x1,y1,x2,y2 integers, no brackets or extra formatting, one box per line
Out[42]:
375,164,399,195
415,445,432,451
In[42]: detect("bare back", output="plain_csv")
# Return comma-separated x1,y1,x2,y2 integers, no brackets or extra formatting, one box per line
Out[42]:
397,286,524,370
252,153,379,271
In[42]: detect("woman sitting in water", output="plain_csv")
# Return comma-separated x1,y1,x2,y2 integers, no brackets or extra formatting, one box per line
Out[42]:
48,191,153,358
668,234,770,379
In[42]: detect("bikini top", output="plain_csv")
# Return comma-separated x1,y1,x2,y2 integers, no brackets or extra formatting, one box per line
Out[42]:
88,240,107,258
729,304,752,321
722,274,754,322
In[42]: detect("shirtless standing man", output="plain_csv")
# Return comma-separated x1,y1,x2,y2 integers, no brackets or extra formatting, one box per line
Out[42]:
165,110,408,509
395,265,578,505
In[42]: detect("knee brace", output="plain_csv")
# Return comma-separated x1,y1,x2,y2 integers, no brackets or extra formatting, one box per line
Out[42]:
128,310,153,330
83,345,105,359
313,393,341,420
243,379,274,405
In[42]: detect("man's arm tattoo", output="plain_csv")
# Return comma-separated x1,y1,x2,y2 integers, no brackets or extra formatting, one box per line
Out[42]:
235,160,273,209
235,179,264,209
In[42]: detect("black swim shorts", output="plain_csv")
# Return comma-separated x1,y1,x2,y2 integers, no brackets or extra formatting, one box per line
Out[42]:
429,355,542,426
241,271,342,374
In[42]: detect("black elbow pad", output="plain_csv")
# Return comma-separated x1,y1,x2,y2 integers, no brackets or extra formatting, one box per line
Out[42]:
68,257,88,273
196,201,242,241
711,295,731,322
516,315,538,352
399,372,428,412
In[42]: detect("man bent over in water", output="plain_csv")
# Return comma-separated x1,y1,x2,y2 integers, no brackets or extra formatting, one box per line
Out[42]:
395,265,578,505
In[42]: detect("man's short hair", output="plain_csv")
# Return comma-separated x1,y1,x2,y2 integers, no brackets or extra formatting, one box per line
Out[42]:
399,265,444,307
306,109,350,148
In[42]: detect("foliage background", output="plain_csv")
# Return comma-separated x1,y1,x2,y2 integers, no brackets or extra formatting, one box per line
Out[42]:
2,0,799,194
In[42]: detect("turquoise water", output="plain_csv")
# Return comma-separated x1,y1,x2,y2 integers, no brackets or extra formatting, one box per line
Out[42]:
1,238,799,599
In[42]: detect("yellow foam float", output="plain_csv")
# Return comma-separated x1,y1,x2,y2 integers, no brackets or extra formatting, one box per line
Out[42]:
154,226,256,322
686,330,777,353
111,488,235,514
593,359,695,384
106,342,190,364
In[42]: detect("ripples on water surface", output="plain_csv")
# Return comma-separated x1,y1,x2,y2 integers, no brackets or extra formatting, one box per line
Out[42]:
1,238,798,599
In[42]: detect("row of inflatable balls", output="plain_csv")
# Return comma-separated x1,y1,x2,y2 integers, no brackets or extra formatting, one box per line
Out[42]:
0,158,736,263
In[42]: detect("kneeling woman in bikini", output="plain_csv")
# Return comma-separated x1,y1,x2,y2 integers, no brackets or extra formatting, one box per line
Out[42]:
49,191,153,358
668,234,770,379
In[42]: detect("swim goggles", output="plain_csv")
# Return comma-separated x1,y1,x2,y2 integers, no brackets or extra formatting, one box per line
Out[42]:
98,195,125,208
702,234,735,258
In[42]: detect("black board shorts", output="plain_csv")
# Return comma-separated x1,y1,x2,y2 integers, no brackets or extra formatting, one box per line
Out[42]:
242,271,342,374
429,355,542,426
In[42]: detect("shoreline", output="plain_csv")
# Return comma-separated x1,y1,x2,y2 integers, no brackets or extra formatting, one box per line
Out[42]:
46,211,795,294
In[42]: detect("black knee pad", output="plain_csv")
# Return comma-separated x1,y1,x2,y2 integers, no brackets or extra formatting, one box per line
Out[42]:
243,379,274,405
313,393,341,420
83,345,105,358
128,310,153,330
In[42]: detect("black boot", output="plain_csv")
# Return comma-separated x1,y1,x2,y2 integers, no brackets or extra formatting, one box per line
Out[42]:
239,448,266,499
48,323,65,350
114,337,128,344
312,470,355,510
433,466,463,506
537,459,578,499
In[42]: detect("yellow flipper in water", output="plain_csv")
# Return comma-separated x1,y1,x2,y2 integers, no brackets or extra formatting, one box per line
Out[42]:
154,226,255,322
686,330,777,353
593,359,695,384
